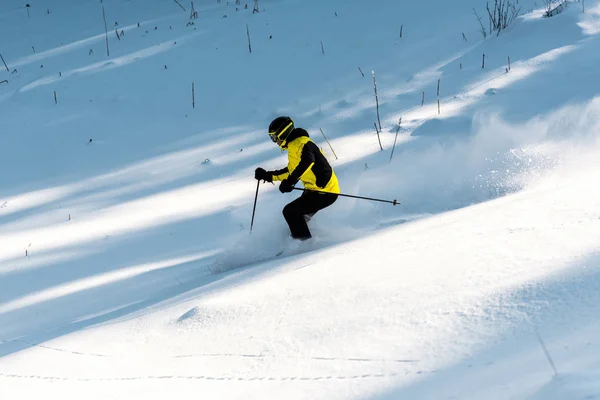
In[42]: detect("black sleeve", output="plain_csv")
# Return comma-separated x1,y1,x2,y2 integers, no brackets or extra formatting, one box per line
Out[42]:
269,167,289,182
288,142,317,183
271,167,289,176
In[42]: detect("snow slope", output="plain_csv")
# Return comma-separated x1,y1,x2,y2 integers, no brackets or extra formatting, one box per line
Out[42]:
1,0,600,399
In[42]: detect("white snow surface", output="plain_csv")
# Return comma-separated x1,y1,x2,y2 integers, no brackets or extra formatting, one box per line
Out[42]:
2,0,600,399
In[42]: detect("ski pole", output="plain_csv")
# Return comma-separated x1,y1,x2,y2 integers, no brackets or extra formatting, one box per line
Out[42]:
250,180,260,232
292,187,399,206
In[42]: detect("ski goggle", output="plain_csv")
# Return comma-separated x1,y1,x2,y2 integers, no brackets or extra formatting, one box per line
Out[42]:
268,121,294,143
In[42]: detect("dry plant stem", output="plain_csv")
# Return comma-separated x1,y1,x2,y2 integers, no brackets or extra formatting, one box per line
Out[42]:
535,328,558,376
372,71,382,131
246,24,252,53
173,0,186,11
0,53,8,72
374,122,383,151
319,128,338,160
389,117,402,163
101,4,110,56
437,79,441,114
473,8,487,39
487,0,522,33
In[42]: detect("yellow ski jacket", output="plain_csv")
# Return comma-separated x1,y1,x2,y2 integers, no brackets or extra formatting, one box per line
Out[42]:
270,128,339,194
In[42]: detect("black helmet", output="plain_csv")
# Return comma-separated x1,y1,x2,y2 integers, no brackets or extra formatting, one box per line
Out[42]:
268,116,294,144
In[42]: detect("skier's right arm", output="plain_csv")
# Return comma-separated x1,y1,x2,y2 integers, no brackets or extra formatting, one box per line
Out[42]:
255,167,289,182
270,167,289,181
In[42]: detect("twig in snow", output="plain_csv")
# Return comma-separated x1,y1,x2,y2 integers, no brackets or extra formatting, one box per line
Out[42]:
246,24,252,53
101,3,110,56
437,79,441,115
0,53,9,72
544,0,567,18
190,1,198,19
320,40,325,55
358,66,364,77
372,70,382,132
319,128,338,160
535,328,558,376
374,122,383,151
487,0,522,34
192,82,195,108
389,117,402,163
173,0,186,11
473,8,487,39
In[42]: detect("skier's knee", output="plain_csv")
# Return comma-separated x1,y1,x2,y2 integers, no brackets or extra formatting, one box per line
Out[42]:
282,204,292,219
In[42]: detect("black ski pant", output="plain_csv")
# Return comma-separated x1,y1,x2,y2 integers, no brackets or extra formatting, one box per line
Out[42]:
282,190,338,239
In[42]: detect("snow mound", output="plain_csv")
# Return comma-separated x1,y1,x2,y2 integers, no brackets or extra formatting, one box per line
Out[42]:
411,115,472,138
176,307,200,323
174,305,234,328
528,373,600,400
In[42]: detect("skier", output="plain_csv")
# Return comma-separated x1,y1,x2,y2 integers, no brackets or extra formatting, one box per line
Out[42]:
255,116,339,240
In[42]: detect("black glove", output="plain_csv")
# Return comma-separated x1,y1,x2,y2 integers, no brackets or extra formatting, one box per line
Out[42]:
255,167,272,182
279,179,294,193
